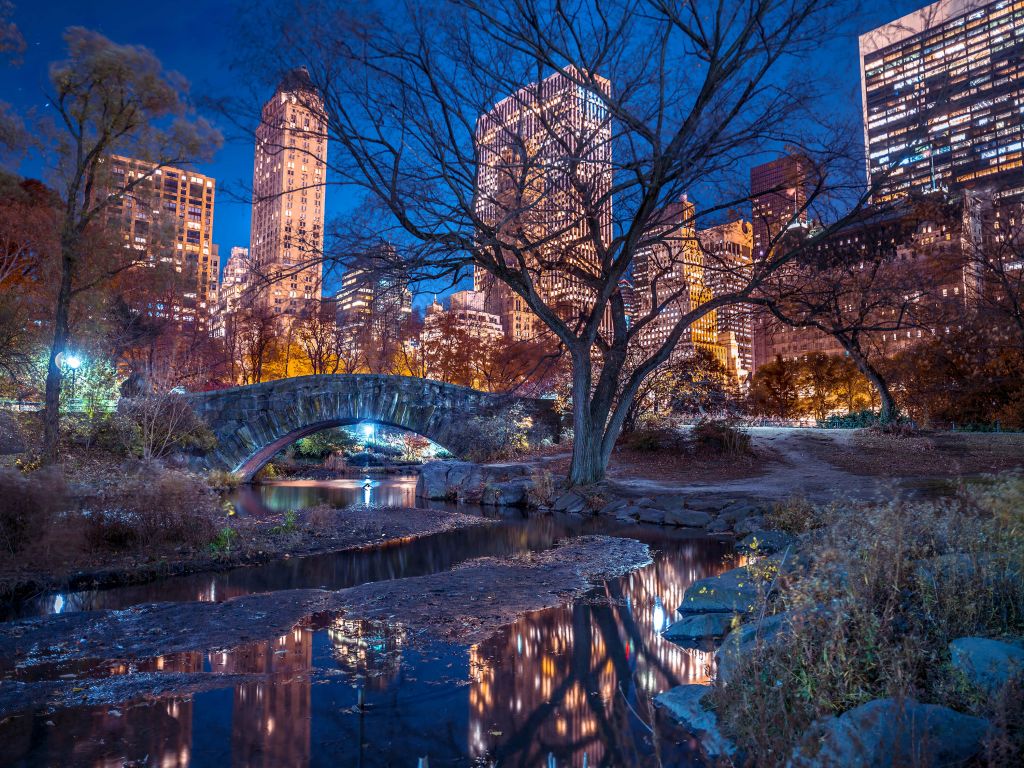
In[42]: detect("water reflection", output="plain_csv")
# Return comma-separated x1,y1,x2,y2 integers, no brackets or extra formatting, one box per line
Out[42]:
0,536,735,767
233,476,423,517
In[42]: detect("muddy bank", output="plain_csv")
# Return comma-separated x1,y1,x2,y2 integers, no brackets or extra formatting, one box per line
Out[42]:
0,505,493,609
0,536,650,712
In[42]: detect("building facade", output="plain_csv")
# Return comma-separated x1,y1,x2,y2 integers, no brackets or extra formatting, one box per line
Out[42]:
212,246,251,338
249,67,328,319
107,156,219,330
860,0,1024,203
699,219,754,379
632,196,721,363
473,68,613,340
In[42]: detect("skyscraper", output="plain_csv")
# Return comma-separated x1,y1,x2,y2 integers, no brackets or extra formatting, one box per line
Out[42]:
700,220,754,379
473,68,613,339
750,154,811,261
860,0,1024,203
106,156,218,330
632,196,720,362
249,67,328,318
335,243,413,372
212,246,251,338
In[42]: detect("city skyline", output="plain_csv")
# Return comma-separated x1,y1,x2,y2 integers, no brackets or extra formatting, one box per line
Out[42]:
0,0,944,307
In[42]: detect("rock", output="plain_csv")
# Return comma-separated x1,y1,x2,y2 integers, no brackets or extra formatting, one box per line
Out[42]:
663,508,712,528
598,499,629,516
718,501,763,524
949,636,1024,696
737,530,795,556
716,610,796,684
637,506,666,524
679,556,786,615
654,684,738,761
417,461,459,499
787,698,989,768
552,490,589,515
734,516,765,535
707,518,731,533
481,480,531,507
664,613,737,644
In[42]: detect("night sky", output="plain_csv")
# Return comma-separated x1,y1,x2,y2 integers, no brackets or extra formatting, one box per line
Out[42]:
0,0,932,304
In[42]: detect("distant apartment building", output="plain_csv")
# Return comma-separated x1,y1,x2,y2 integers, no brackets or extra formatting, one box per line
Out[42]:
106,155,219,329
212,246,251,338
249,67,327,319
423,290,504,344
632,196,721,363
700,220,754,379
617,278,637,329
860,0,1024,204
335,246,413,370
473,67,613,340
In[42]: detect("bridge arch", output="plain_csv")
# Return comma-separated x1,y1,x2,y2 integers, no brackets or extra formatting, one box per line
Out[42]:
186,374,559,481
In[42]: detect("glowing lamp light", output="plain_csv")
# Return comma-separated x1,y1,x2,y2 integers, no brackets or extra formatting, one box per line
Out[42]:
65,354,82,370
360,423,374,437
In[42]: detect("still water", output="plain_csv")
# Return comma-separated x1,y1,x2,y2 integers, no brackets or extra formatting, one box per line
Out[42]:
0,478,737,767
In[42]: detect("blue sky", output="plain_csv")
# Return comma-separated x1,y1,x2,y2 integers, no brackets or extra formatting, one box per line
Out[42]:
0,0,933,306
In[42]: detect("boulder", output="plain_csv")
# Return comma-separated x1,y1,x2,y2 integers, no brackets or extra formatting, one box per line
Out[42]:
737,530,795,556
718,500,763,524
552,490,589,515
663,508,713,528
716,610,795,684
637,506,666,525
664,613,737,644
949,636,1024,696
598,499,629,516
481,480,531,507
734,516,765,535
787,698,989,768
654,684,738,761
706,518,731,533
679,555,787,615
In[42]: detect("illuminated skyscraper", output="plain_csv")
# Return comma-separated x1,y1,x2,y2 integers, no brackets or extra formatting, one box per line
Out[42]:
473,68,613,340
632,196,720,362
107,156,218,329
860,0,1024,203
750,154,811,261
249,67,327,318
700,219,754,379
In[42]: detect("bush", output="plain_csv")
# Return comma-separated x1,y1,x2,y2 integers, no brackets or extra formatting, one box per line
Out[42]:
449,403,534,463
691,418,751,457
0,468,67,555
764,496,823,534
206,469,241,491
618,426,688,452
527,468,556,508
710,476,1024,766
87,470,219,551
119,394,216,461
819,409,879,429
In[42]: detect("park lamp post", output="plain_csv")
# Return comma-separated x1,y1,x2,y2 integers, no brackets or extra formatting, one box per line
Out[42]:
64,352,82,401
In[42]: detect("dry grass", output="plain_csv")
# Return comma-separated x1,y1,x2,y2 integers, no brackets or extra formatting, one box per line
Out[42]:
710,473,1024,766
802,430,1024,477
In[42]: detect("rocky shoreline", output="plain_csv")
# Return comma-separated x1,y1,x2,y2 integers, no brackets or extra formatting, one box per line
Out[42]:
417,459,772,536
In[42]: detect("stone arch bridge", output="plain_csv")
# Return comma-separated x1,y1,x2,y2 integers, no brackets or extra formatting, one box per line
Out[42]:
185,375,560,481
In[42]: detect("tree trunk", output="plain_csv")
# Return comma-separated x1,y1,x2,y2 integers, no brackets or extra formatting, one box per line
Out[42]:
844,342,897,423
42,245,76,463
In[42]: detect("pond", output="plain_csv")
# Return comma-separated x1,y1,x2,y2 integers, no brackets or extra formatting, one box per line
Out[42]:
0,478,737,767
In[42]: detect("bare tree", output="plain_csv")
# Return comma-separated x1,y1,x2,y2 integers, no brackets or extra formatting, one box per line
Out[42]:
31,28,220,461
240,0,880,484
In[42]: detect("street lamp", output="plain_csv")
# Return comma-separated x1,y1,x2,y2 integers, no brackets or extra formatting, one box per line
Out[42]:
64,353,82,402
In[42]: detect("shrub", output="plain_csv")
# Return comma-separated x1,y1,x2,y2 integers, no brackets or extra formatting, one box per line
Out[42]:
0,468,67,554
691,418,751,457
527,468,556,508
206,469,241,491
449,403,534,463
119,393,216,461
709,478,1024,766
764,496,823,534
618,426,688,453
209,526,238,555
88,470,219,551
819,409,879,429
